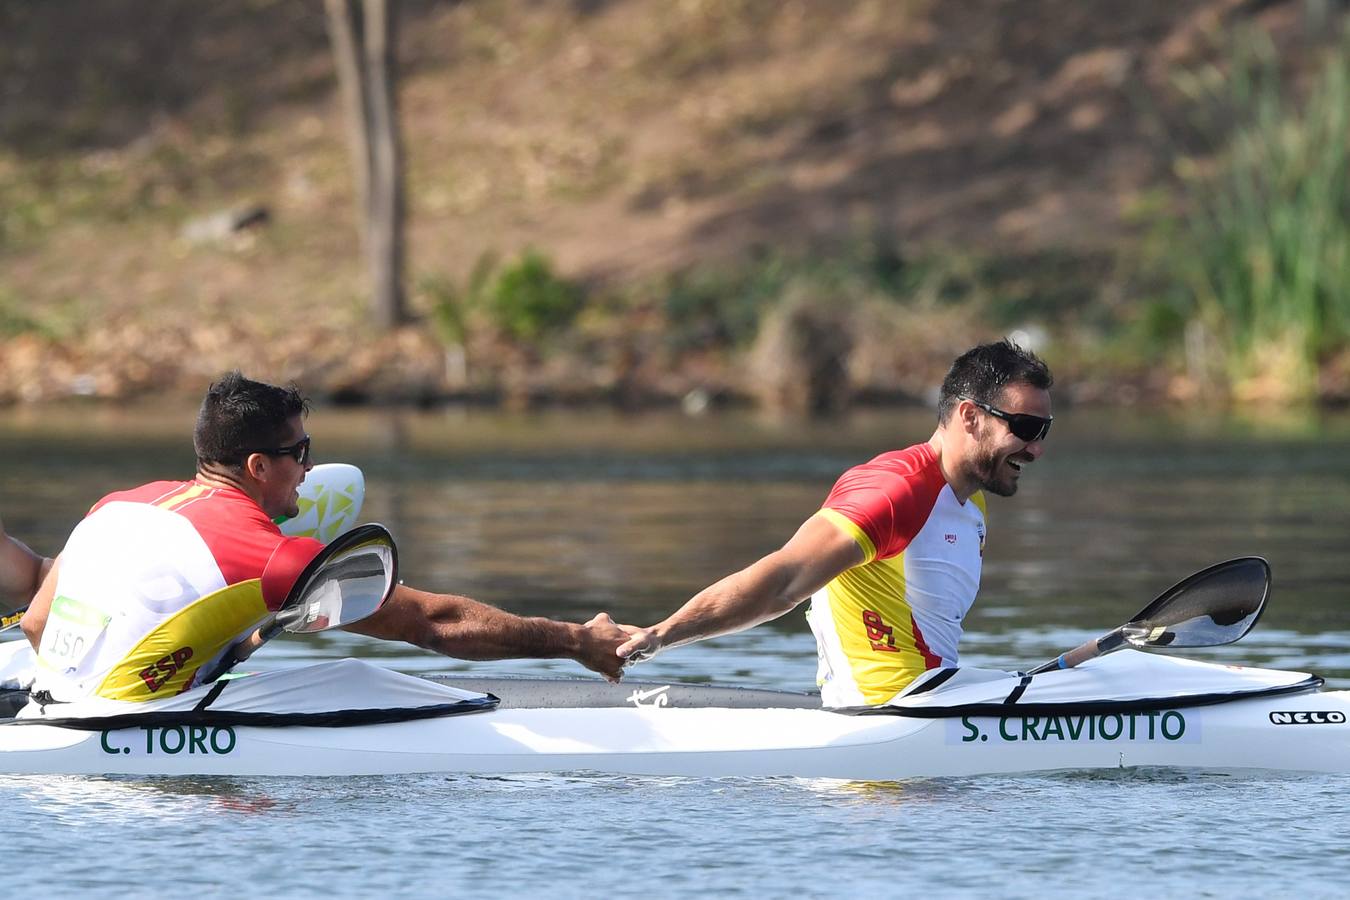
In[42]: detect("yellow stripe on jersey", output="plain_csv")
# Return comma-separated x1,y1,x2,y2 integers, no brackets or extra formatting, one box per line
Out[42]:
815,508,877,563
94,580,269,701
154,483,210,512
825,556,931,704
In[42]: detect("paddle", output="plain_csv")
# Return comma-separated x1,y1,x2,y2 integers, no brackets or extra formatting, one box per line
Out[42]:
273,462,366,543
198,522,399,684
0,463,367,634
1026,556,1271,675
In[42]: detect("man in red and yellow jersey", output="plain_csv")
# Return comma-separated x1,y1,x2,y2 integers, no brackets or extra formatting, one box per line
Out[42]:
22,372,630,702
617,340,1053,707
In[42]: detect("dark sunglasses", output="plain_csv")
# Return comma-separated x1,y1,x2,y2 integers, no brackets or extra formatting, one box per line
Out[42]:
961,397,1052,443
241,434,311,466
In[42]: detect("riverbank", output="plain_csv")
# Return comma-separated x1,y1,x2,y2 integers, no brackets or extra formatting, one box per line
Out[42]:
3,1,1348,409
5,242,1348,410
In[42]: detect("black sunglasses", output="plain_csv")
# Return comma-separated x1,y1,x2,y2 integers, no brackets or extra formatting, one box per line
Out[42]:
240,434,311,466
961,397,1052,443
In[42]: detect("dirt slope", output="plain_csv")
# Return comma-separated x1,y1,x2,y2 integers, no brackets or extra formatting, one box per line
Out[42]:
0,0,1319,402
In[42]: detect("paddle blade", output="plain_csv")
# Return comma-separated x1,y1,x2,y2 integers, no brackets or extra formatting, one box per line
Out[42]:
276,523,398,634
278,463,366,543
1123,556,1270,649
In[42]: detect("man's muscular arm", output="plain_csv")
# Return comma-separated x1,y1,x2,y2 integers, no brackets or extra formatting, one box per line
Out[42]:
346,584,630,682
19,555,60,651
616,513,865,663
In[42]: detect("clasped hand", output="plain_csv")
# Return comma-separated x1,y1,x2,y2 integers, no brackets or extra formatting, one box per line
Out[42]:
576,612,645,682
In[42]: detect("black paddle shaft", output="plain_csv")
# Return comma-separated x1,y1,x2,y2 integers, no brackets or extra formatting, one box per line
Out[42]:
1027,557,1270,675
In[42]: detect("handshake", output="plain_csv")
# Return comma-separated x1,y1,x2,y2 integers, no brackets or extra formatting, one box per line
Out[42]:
573,613,663,683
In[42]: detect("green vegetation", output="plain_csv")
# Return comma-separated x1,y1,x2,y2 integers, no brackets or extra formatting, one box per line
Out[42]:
1146,28,1350,400
661,255,789,351
424,249,585,347
659,235,927,353
483,250,585,342
655,239,1104,362
0,290,45,338
419,232,1106,402
6,2,1350,407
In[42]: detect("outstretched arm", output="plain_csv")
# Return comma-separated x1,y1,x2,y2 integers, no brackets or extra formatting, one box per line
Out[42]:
19,555,60,651
616,513,864,663
0,515,51,610
345,584,631,682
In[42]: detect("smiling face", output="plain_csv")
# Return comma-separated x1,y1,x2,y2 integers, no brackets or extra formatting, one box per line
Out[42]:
963,382,1052,497
253,414,313,520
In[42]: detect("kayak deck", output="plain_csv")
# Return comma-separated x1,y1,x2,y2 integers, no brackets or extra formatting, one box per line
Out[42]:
2,653,1347,778
5,689,1350,778
425,675,820,709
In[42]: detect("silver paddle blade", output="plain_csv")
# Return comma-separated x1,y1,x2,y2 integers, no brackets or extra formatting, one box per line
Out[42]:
1122,556,1270,649
276,523,398,634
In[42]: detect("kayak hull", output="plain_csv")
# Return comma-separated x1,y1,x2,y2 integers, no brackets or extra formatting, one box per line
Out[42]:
4,686,1349,778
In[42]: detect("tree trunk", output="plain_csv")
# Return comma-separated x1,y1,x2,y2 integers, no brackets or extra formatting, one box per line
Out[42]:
324,0,406,330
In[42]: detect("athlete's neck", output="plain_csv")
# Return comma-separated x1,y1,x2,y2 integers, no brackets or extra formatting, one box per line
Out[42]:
928,431,976,504
196,466,265,508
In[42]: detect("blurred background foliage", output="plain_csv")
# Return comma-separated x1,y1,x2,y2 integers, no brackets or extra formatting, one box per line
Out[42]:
1137,22,1350,402
1,0,1348,409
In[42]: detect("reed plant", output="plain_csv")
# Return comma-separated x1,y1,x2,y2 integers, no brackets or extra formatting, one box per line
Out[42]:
1162,27,1350,400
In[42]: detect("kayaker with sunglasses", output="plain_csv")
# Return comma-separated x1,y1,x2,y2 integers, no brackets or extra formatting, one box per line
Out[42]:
617,339,1054,707
21,371,630,702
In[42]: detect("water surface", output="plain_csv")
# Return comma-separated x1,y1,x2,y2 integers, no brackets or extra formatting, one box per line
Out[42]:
2,405,1348,897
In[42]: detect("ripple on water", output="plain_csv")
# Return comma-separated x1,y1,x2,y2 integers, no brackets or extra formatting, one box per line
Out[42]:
4,768,1350,897
3,409,1349,896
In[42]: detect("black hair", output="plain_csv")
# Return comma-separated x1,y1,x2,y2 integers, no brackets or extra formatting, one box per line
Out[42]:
937,339,1053,423
194,371,310,467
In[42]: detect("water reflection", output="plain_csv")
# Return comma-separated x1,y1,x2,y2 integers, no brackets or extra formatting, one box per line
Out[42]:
2,405,1348,687
7,774,282,821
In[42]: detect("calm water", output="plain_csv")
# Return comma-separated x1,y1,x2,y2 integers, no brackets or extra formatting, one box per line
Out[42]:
2,405,1349,897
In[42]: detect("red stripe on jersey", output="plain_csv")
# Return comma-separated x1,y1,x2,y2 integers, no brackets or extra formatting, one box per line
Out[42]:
910,614,943,669
821,443,948,560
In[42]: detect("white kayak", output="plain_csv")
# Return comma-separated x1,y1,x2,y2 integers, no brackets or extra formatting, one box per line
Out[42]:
1,649,1347,778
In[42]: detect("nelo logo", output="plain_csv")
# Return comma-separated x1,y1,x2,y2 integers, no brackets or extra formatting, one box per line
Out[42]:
1268,711,1347,725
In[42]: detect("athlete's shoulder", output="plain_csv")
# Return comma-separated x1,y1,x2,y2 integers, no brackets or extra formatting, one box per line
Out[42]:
837,442,944,497
172,483,279,535
858,442,942,479
173,487,307,603
260,535,326,609
822,442,947,559
89,480,194,515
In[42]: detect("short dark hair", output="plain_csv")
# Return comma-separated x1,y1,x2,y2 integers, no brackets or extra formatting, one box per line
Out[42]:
194,371,310,467
937,339,1053,423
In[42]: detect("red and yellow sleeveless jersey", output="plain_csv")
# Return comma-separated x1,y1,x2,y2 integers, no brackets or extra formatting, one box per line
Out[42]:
34,480,324,702
806,442,986,706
